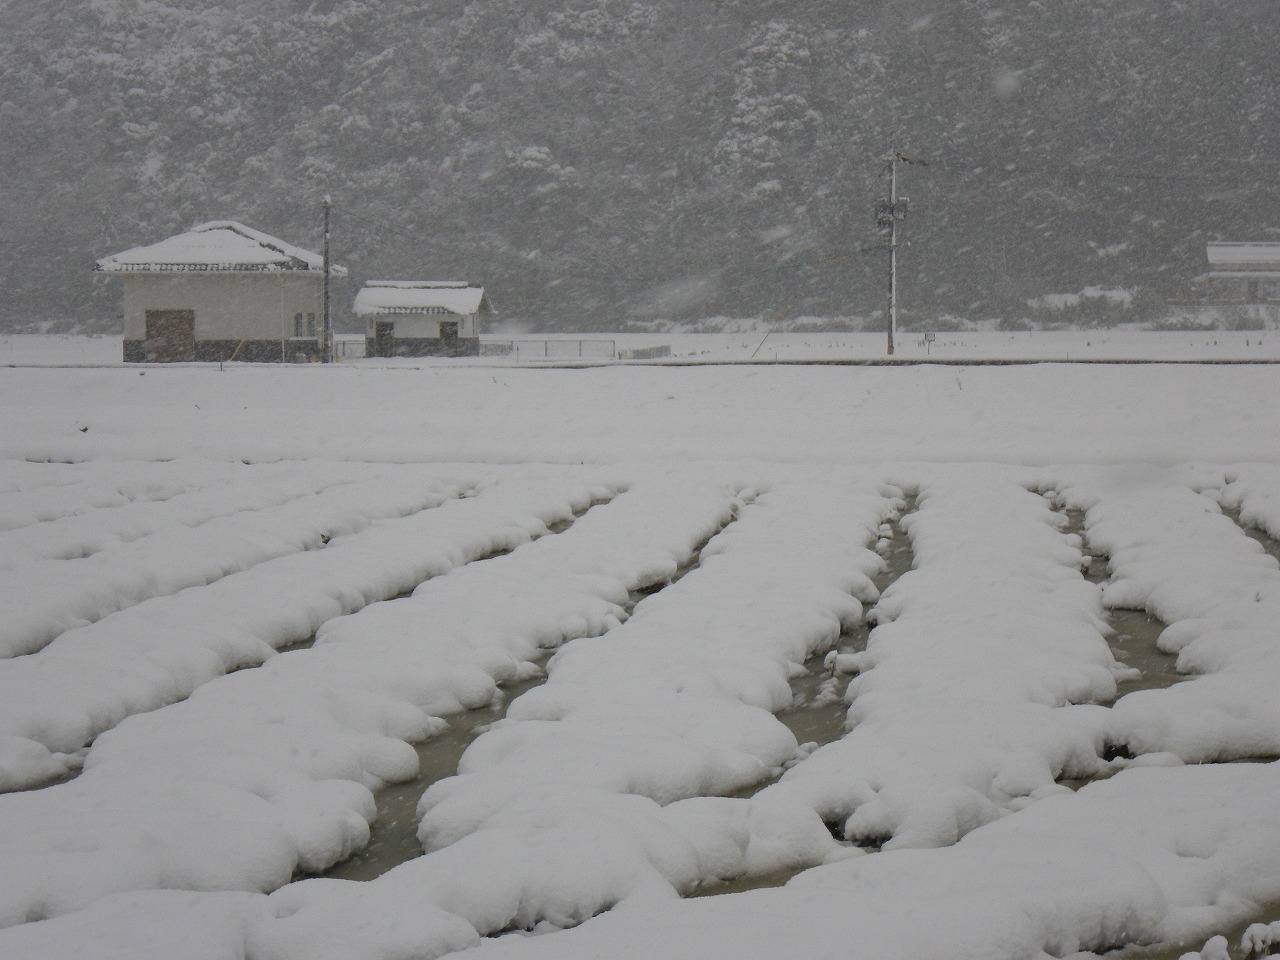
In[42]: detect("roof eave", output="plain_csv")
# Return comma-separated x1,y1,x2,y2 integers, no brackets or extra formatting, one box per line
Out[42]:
95,262,349,276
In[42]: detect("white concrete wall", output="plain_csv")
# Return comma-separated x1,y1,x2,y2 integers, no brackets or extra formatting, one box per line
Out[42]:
122,274,323,340
364,313,478,338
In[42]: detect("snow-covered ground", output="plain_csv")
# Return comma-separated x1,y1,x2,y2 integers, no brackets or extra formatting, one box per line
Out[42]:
1,336,1279,960
3,329,1280,365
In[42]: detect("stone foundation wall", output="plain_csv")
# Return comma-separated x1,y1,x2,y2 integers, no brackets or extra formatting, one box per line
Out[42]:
123,339,322,363
365,337,480,358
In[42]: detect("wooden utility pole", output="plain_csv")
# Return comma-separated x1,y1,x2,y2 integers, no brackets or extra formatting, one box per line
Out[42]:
321,195,333,363
878,152,927,356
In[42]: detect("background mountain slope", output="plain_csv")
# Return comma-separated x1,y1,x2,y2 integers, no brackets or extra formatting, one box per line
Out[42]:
2,0,1277,331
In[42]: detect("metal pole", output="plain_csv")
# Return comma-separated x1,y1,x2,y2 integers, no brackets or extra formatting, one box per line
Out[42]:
321,195,332,364
888,156,897,357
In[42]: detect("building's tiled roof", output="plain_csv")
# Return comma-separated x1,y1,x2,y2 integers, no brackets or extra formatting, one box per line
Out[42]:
95,221,347,275
1206,242,1280,274
353,281,490,316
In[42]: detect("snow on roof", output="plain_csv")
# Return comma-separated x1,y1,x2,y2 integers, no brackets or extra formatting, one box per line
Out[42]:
95,221,347,275
353,281,490,316
1206,242,1280,269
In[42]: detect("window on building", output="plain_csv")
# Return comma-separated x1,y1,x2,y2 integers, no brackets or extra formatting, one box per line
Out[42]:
307,312,317,336
293,312,306,337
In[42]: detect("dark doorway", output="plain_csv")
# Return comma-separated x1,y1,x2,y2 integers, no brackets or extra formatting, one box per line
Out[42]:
440,320,459,355
374,321,395,357
144,310,195,362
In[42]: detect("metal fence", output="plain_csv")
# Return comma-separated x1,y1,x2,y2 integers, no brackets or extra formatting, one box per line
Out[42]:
333,338,365,360
481,339,617,361
618,345,672,360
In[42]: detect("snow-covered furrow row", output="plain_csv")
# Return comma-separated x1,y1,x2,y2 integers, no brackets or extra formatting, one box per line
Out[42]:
756,468,1120,850
1222,464,1280,543
0,460,366,568
0,473,738,933
1057,467,1280,763
0,472,622,792
10,752,1280,960
0,459,237,533
440,760,1280,960
8,753,1280,960
215,480,894,960
418,477,889,835
0,468,473,659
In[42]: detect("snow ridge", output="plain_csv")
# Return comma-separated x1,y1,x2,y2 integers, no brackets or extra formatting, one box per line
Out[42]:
0,468,467,659
1059,467,1280,763
0,471,644,791
758,468,1119,848
0,472,730,934
243,478,890,960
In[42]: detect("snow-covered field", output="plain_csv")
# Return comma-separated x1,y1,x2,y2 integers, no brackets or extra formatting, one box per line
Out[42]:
1,336,1280,960
4,329,1280,365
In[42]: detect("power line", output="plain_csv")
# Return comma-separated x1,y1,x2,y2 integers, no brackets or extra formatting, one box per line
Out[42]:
334,202,883,287
919,155,1280,185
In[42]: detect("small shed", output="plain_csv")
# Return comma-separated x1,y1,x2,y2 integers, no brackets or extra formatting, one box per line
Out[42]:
354,281,490,358
96,221,347,362
1199,242,1280,304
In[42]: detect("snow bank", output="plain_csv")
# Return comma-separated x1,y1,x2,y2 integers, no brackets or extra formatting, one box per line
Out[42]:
758,468,1119,848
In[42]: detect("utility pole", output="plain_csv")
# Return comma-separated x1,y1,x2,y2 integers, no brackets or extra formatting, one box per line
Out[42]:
321,194,333,364
877,152,926,356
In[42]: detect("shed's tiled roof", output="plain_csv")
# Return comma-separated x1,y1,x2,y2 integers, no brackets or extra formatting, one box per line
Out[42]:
1206,242,1280,271
96,221,347,275
353,281,489,316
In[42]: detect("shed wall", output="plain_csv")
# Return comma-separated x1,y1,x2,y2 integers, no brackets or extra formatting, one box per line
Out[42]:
363,313,478,339
122,274,323,341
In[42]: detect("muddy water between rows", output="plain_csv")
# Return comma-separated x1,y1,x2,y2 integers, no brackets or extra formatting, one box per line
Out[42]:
692,510,917,896
1104,900,1280,960
772,514,918,751
317,672,546,882
1074,516,1182,700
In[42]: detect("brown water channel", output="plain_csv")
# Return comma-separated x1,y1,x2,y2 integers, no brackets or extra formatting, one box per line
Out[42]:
1100,901,1280,960
771,507,918,751
698,501,918,899
315,672,546,882
1231,508,1280,567
1070,510,1181,700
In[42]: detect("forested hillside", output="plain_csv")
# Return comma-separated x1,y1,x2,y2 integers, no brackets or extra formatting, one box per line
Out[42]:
2,0,1277,331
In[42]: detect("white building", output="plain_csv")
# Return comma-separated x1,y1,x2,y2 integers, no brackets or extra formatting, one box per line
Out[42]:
1199,242,1280,304
96,221,346,362
354,281,490,357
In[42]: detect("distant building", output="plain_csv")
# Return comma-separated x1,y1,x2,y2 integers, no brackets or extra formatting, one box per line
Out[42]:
1197,242,1280,304
354,281,490,357
96,221,347,362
